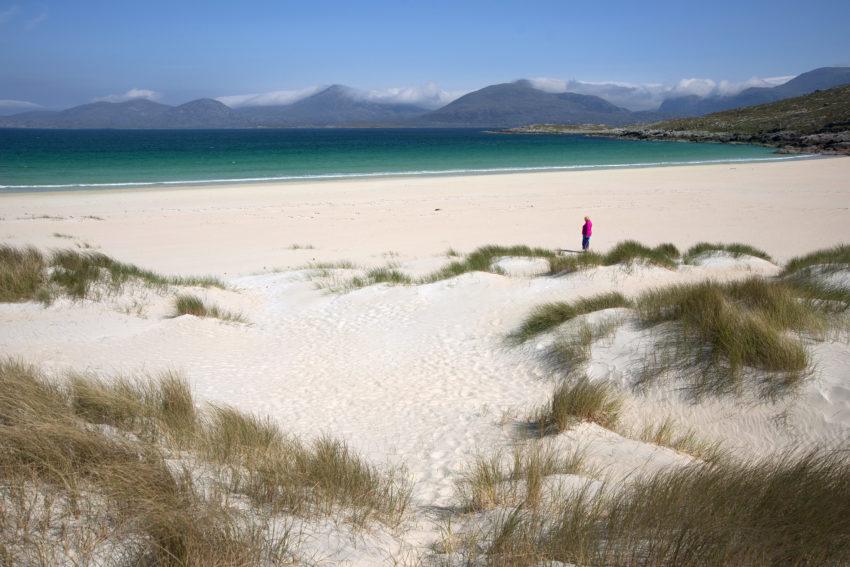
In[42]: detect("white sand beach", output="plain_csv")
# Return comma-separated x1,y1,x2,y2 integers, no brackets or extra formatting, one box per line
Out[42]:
2,157,850,564
2,157,849,275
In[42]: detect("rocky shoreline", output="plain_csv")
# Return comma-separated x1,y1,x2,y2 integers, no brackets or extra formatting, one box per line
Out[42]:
502,125,850,155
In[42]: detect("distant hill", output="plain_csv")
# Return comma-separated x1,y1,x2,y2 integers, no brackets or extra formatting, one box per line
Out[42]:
659,67,850,117
0,98,244,129
417,80,634,127
653,83,850,135
503,85,850,154
624,84,850,154
235,85,429,127
164,99,245,128
0,86,430,129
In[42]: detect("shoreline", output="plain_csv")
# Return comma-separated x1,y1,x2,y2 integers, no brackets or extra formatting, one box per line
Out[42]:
0,152,825,194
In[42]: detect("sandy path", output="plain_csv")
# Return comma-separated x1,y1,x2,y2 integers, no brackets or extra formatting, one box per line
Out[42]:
2,157,849,276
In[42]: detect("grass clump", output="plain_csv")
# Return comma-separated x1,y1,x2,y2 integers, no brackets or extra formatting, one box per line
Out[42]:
348,266,413,289
0,245,225,304
0,245,48,302
548,241,680,275
67,371,198,446
530,377,623,434
635,277,827,398
172,293,246,323
50,249,225,298
638,416,725,463
543,318,623,378
684,241,773,263
0,359,412,563
510,292,630,342
0,360,294,565
200,404,283,463
783,243,850,276
547,251,604,274
476,451,850,566
781,244,850,311
426,244,554,282
456,445,587,511
206,411,411,526
604,240,679,268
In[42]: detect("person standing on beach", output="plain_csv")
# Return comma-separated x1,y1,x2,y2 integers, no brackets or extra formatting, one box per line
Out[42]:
581,216,592,251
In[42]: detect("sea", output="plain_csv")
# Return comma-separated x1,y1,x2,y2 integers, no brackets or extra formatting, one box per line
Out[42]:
0,128,805,192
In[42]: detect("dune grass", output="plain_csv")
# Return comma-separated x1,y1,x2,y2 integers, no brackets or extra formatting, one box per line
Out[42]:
348,266,413,288
684,241,773,263
0,361,295,565
780,244,850,310
783,243,850,276
316,240,684,292
530,377,623,435
172,293,246,323
638,416,725,463
635,278,829,398
604,240,680,268
50,249,226,298
510,292,631,343
456,445,587,512
425,244,555,282
0,245,48,302
473,450,850,566
548,241,680,275
0,359,412,564
541,318,623,380
0,245,225,304
319,240,679,292
67,371,198,447
547,250,604,274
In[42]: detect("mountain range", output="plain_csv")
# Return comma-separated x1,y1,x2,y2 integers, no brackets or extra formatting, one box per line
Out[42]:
1,67,848,129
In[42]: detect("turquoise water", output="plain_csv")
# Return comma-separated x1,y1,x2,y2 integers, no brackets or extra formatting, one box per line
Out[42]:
0,128,796,191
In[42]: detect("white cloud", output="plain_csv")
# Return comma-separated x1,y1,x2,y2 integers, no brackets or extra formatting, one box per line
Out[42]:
217,82,465,109
360,82,466,109
0,98,41,115
0,5,20,24
717,75,794,95
673,75,793,98
93,88,162,103
216,86,322,108
673,78,718,98
527,78,568,93
0,98,40,109
24,7,47,30
527,74,796,111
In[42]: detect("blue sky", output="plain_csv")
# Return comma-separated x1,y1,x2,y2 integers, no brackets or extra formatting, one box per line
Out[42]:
1,0,849,111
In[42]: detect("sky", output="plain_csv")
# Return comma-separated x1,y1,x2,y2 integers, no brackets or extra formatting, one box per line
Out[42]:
1,0,849,113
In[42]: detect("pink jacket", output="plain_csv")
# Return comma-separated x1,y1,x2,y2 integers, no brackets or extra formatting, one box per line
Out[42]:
582,219,592,237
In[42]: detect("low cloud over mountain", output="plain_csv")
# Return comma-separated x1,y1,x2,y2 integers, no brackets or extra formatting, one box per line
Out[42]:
0,99,42,116
93,89,162,103
217,82,464,110
527,75,793,111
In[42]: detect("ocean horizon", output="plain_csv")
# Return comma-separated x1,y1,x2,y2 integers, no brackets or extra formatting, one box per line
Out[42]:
0,128,804,192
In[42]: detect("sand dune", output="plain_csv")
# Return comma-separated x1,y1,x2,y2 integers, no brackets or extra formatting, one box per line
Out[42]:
2,160,849,564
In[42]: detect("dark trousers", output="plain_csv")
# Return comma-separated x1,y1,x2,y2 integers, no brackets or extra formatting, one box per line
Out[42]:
582,236,590,250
